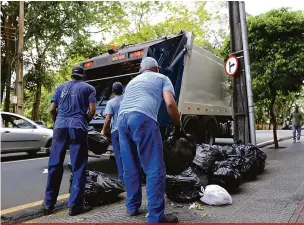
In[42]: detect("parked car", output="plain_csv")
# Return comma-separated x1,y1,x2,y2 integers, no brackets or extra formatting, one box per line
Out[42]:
0,112,53,155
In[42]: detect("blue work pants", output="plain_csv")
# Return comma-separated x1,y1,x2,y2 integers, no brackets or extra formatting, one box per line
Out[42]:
111,130,124,182
118,112,166,223
44,128,88,209
293,125,302,140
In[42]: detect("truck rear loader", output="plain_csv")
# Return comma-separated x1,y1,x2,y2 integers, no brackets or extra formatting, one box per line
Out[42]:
79,30,233,155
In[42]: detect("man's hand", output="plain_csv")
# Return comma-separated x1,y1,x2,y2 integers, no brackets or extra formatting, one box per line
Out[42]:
170,126,186,138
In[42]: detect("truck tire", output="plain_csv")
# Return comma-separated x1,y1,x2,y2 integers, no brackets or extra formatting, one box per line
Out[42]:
183,115,204,144
204,119,217,145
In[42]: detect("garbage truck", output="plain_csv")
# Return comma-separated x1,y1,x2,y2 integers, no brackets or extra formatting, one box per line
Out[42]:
79,30,233,155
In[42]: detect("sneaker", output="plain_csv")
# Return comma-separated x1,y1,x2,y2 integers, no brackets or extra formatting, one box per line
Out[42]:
161,213,178,223
293,139,296,143
68,205,92,216
297,139,300,143
42,204,54,216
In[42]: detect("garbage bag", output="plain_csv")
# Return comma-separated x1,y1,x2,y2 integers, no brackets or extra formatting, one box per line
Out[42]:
166,167,202,203
87,130,110,155
200,185,232,205
69,166,125,206
190,164,209,187
193,144,226,174
229,142,267,178
163,134,196,175
211,160,243,192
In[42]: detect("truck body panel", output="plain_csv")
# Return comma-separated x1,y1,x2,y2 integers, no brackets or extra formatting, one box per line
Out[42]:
79,30,233,151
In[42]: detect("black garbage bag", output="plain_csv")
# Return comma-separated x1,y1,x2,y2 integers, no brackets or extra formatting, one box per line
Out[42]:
211,160,243,192
193,144,226,174
87,130,110,155
229,141,267,178
190,164,209,187
163,134,196,175
166,167,202,203
69,166,125,206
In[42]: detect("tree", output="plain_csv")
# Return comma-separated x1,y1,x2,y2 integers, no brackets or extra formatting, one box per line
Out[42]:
111,1,216,53
221,8,304,147
21,1,126,120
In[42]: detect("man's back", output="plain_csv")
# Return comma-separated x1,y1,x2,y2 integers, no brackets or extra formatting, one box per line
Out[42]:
292,111,302,126
118,71,175,121
52,80,96,130
105,95,123,133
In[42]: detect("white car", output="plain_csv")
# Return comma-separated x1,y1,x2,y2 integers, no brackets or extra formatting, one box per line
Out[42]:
0,112,53,155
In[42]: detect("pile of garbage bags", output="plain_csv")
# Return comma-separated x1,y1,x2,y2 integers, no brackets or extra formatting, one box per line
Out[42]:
165,141,267,202
69,165,125,206
87,127,110,155
163,133,196,175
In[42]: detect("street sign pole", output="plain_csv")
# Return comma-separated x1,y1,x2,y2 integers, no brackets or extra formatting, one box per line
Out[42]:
239,1,256,145
228,1,251,144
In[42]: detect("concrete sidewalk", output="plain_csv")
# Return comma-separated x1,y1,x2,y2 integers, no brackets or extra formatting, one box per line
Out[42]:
28,139,304,223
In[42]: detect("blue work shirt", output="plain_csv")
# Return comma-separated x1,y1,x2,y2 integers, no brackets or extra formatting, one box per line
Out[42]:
118,71,175,122
104,95,123,133
51,80,96,131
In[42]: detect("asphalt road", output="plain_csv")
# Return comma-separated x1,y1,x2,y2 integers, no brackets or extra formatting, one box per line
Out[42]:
0,130,293,210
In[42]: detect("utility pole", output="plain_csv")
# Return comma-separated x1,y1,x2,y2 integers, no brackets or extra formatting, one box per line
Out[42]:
228,1,250,144
15,1,24,115
239,1,256,145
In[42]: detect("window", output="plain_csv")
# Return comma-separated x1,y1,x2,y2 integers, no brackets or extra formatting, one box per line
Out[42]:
1,114,34,129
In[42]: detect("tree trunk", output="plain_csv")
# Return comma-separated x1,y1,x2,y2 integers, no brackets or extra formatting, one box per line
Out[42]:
269,96,279,148
32,84,42,121
4,63,12,112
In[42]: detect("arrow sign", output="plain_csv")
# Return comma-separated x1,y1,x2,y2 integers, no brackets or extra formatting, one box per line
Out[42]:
225,56,239,77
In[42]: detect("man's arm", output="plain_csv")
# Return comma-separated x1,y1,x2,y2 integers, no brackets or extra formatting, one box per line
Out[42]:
50,102,57,122
87,102,96,122
163,90,181,128
87,87,97,122
101,114,112,136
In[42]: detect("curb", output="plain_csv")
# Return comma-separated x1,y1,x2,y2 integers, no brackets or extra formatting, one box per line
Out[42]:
257,136,293,148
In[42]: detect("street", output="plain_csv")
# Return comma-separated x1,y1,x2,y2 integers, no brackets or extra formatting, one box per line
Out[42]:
0,130,293,211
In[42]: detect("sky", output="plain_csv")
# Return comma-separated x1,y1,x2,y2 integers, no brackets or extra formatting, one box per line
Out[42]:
245,0,303,15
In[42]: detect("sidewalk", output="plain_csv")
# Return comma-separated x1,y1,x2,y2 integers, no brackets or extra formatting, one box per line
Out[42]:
28,139,304,223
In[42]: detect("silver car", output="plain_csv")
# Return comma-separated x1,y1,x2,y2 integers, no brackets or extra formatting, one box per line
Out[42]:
0,111,53,155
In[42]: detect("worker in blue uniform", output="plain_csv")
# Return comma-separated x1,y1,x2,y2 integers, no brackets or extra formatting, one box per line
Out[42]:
101,82,124,183
118,57,183,223
43,66,96,216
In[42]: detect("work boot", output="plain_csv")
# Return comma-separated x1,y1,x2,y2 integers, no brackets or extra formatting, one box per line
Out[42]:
68,205,92,216
42,204,54,216
127,209,142,216
161,213,179,223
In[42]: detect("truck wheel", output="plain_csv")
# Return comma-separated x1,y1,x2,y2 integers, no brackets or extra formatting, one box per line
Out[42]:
205,128,216,145
183,116,204,144
204,119,217,145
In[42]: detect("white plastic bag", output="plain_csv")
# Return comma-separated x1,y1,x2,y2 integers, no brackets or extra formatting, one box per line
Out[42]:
199,185,232,206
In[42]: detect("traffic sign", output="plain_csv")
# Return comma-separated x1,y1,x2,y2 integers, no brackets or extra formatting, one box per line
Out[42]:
225,56,239,77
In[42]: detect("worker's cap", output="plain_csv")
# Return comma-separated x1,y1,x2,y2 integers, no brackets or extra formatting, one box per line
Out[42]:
140,57,161,73
72,66,86,78
112,82,123,94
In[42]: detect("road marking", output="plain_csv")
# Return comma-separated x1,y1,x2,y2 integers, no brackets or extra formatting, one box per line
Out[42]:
1,157,48,164
0,193,69,215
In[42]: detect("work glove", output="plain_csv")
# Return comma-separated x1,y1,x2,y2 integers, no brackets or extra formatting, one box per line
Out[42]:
170,126,186,139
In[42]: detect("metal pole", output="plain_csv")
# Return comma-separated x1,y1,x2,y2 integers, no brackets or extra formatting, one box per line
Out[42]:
228,1,250,144
239,1,256,145
16,1,24,115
